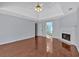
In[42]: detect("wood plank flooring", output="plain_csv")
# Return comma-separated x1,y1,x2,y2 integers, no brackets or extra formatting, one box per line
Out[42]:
0,36,78,57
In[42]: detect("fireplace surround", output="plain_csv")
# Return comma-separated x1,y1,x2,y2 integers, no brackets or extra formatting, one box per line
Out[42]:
62,33,71,41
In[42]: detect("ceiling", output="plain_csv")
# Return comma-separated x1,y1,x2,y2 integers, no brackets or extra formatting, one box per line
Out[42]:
0,2,79,22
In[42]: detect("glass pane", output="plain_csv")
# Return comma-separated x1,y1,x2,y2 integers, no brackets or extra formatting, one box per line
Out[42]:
46,22,53,36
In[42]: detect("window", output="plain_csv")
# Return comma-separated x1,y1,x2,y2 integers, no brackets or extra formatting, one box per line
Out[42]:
46,22,53,36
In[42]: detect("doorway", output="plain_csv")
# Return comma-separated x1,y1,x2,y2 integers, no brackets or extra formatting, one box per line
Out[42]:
46,22,53,38
46,22,54,53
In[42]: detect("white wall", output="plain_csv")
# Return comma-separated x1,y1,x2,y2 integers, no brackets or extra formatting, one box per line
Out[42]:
75,8,79,51
37,20,61,38
60,11,77,43
52,11,77,45
37,22,46,37
38,11,77,39
0,13,35,45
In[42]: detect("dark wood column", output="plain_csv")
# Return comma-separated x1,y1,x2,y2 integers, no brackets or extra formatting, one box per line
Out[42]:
35,23,38,37
35,23,38,49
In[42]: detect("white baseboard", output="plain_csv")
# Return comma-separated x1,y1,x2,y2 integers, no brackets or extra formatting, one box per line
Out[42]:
0,36,34,45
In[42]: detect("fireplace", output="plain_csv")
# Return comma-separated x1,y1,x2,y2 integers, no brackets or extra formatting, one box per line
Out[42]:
62,33,71,41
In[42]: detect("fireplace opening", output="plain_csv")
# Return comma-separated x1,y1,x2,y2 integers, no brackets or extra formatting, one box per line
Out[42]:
62,33,70,41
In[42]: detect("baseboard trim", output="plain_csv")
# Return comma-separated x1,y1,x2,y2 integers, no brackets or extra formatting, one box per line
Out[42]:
0,36,35,45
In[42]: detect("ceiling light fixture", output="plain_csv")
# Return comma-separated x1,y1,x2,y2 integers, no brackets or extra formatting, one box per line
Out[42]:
68,8,72,11
35,3,42,12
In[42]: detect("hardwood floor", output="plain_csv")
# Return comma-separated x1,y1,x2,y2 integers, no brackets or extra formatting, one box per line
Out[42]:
0,36,78,57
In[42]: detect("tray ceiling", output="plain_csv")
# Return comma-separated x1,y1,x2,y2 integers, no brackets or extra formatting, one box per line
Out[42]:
0,2,79,22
